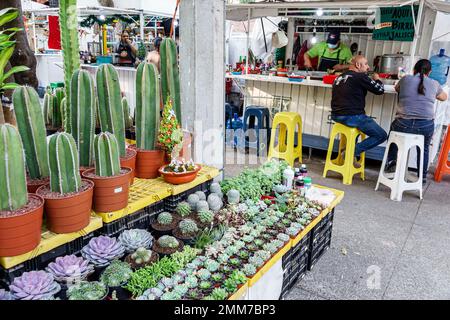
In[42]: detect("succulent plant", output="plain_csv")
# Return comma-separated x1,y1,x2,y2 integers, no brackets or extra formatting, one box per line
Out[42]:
272,239,284,249
277,233,290,243
187,194,200,209
118,229,153,253
197,209,214,224
197,268,211,281
9,271,61,300
211,273,223,282
67,281,107,300
157,212,174,225
161,291,181,300
230,258,240,266
286,227,300,237
238,250,249,260
291,222,303,230
122,96,133,129
210,287,228,300
173,284,189,297
157,235,179,249
227,189,240,204
242,235,254,243
0,289,14,301
224,246,238,256
176,201,192,217
196,200,209,212
210,182,222,194
249,256,265,268
93,132,121,177
130,247,153,265
100,260,133,287
160,277,175,290
273,184,290,194
204,259,220,273
46,255,93,282
185,275,198,289
81,236,125,267
234,240,245,250
218,254,230,264
254,238,264,247
263,243,278,254
179,218,199,235
199,281,212,290
243,264,257,277
195,191,206,201
207,193,223,212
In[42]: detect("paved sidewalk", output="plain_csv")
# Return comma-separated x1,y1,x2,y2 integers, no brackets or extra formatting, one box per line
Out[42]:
224,148,450,300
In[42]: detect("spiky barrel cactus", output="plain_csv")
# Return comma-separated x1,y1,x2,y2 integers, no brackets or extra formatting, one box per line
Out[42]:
12,86,49,180
0,124,28,211
157,212,173,225
179,219,198,235
122,97,133,130
176,202,191,217
59,0,80,106
48,132,81,194
160,38,181,123
135,62,160,150
96,64,126,157
94,132,121,177
198,209,214,224
70,69,96,167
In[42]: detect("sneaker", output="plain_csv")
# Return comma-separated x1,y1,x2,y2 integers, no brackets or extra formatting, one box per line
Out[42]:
385,160,396,173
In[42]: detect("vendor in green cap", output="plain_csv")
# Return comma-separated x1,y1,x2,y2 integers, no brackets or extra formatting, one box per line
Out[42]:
304,30,353,72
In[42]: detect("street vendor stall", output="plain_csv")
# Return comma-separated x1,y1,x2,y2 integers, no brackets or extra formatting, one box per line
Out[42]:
226,0,450,162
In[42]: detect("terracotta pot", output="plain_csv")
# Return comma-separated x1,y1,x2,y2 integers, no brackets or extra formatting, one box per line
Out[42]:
158,165,201,185
82,167,131,213
36,180,94,234
120,148,137,185
26,177,50,194
135,149,165,179
79,167,93,177
0,194,44,257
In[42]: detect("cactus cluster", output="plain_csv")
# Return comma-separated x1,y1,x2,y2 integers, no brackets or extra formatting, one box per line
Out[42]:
207,194,223,212
227,189,240,204
157,235,179,249
157,212,174,225
0,124,28,211
94,132,121,177
179,218,198,235
187,194,200,210
195,191,206,201
135,62,160,150
130,247,153,265
13,86,49,180
195,200,209,212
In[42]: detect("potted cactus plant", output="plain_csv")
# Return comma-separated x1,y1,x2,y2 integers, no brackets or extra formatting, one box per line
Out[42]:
100,260,133,300
9,271,61,300
125,247,159,270
69,69,96,175
96,64,137,183
123,97,135,140
43,87,64,134
36,132,94,233
134,62,165,179
118,229,153,253
152,235,184,256
12,86,50,193
173,218,200,244
82,132,132,212
0,124,44,257
151,211,178,236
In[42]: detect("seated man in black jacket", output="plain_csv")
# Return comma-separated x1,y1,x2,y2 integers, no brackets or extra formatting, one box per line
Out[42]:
331,55,388,161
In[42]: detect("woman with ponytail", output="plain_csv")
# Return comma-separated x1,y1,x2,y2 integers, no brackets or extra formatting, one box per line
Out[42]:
385,59,448,183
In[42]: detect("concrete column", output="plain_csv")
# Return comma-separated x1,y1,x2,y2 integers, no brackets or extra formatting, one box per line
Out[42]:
180,0,225,172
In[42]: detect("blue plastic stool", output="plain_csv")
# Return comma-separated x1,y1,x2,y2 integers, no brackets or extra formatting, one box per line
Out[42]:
225,103,239,127
243,106,271,156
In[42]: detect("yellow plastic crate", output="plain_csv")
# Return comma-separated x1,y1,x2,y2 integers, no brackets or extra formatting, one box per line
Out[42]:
228,281,249,300
0,213,103,269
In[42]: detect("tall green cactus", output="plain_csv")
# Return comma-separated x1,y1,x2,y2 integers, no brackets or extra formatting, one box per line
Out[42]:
160,38,181,123
59,0,80,108
135,62,160,150
53,87,64,128
122,97,133,129
61,97,70,133
43,92,53,126
48,132,81,194
94,132,121,177
96,64,126,157
70,69,96,167
0,124,28,211
12,86,49,180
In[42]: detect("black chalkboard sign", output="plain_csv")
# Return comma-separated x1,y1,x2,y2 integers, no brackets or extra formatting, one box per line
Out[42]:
372,6,419,42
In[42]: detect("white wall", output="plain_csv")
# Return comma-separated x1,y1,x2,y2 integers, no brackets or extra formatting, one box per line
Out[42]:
76,0,177,16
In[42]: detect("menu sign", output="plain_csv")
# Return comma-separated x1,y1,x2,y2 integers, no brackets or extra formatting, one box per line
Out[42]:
372,6,418,42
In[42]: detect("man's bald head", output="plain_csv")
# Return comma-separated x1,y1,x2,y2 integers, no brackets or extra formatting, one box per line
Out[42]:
350,55,370,73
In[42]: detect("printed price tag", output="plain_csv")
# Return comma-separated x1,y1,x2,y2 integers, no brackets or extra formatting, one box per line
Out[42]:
114,187,123,193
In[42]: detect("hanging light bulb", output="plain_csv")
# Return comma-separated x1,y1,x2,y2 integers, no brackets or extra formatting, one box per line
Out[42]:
316,8,324,17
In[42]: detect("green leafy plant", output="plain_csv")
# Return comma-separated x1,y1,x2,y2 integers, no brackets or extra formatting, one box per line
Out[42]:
100,260,133,287
210,288,228,300
197,268,211,281
67,281,107,300
223,270,247,294
199,281,212,291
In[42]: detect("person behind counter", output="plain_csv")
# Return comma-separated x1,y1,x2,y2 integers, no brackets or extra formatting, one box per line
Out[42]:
146,37,162,70
114,31,138,66
385,59,448,183
304,30,353,72
331,55,387,164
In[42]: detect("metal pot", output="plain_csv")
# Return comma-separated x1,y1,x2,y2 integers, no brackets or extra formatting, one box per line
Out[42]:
379,54,407,74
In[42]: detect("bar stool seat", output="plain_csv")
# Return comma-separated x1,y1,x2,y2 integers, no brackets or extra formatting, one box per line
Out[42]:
243,106,271,156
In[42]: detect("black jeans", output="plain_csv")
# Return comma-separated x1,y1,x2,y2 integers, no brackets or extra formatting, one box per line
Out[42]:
387,118,434,178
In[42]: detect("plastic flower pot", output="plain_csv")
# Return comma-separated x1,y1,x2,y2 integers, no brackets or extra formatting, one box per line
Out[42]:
82,167,132,213
158,165,201,185
120,147,137,185
36,180,94,234
135,149,165,179
0,194,44,257
26,176,50,194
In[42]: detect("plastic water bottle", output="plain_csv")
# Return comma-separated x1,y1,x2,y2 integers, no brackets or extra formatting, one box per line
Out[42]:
304,176,312,190
283,166,295,189
430,49,450,85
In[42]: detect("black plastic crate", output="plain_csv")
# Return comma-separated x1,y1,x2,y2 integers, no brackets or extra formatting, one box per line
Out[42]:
164,180,213,212
126,201,164,230
308,232,332,271
96,217,127,238
282,232,310,269
125,129,136,141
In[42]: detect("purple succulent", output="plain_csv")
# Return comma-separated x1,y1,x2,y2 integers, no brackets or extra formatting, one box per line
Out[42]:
46,255,94,282
0,289,14,300
81,236,125,267
9,271,61,300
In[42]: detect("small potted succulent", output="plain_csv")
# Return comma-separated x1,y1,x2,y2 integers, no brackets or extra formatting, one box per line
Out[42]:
81,235,125,270
151,211,178,236
9,271,61,300
208,287,228,300
46,255,94,286
159,159,201,185
173,218,200,244
0,124,44,256
100,260,133,300
174,201,193,220
82,132,132,212
222,270,247,296
118,228,153,253
67,281,108,300
125,247,159,270
36,132,94,233
196,209,215,228
152,235,184,256
242,263,257,278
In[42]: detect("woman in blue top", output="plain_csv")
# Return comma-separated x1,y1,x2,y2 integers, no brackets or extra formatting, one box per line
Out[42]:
386,59,448,183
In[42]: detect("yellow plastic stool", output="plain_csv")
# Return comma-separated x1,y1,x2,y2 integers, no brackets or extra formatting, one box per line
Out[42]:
323,123,366,185
268,112,302,167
